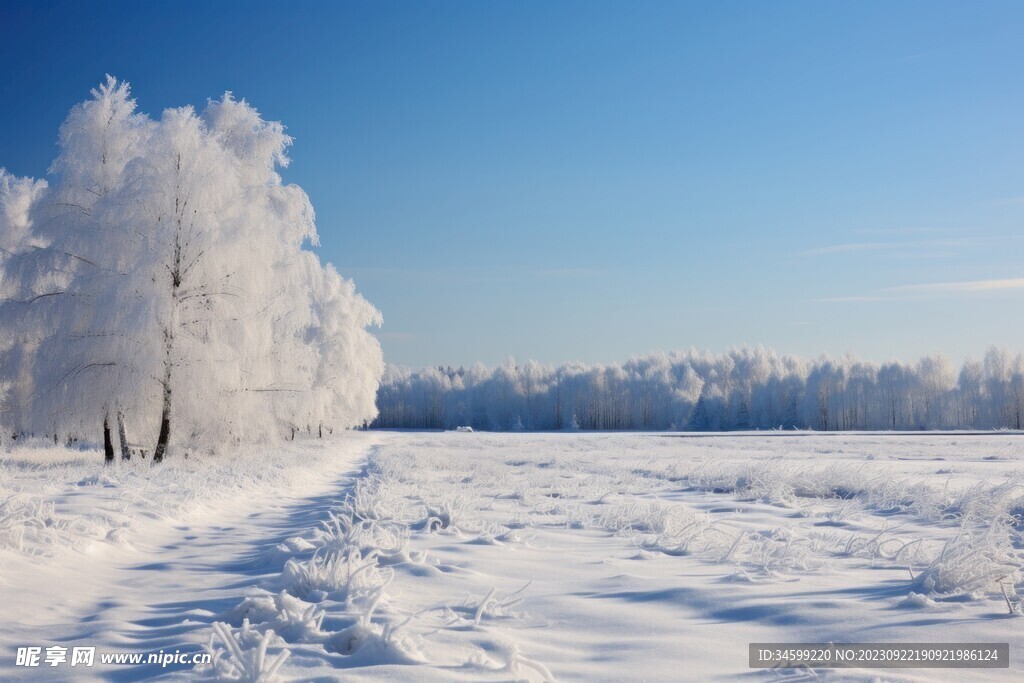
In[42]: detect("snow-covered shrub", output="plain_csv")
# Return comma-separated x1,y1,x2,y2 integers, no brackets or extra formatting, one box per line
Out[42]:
418,495,475,533
219,593,326,643
282,548,393,605
686,459,798,505
324,617,424,664
343,475,406,523
595,501,696,535
948,479,1024,525
199,620,290,682
722,527,817,573
0,496,58,553
915,518,1023,598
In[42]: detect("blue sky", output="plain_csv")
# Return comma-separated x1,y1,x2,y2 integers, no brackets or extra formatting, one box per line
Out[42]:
2,1,1023,367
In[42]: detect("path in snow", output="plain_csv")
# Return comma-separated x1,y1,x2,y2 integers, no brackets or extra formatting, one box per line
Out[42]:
0,434,378,681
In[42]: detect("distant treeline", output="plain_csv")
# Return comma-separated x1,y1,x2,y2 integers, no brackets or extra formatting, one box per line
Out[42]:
373,347,1024,431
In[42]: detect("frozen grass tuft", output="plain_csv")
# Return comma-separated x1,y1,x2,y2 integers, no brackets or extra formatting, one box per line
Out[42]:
199,620,290,682
915,518,1023,600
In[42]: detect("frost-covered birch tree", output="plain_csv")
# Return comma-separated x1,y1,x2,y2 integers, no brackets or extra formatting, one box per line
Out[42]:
0,77,383,460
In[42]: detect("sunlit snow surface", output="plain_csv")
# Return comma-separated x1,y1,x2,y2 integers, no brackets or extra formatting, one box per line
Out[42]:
2,432,1023,681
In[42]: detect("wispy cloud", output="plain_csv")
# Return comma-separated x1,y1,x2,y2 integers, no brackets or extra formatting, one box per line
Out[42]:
890,278,1024,294
814,277,1024,303
798,235,1004,258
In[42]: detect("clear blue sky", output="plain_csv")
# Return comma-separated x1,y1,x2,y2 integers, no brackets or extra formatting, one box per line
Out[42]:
2,1,1023,367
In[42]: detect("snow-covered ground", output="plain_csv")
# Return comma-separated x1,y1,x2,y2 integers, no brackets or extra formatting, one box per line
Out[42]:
2,432,1023,681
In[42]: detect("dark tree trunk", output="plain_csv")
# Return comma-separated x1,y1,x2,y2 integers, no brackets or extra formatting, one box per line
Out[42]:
103,417,115,464
318,423,322,439
118,410,131,460
153,376,171,463
154,186,185,465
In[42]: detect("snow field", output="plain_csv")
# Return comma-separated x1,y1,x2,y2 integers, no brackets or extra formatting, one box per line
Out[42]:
197,432,1024,681
2,432,1023,681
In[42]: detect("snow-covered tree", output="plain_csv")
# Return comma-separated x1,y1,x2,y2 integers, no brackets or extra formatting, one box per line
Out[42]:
0,170,50,438
0,78,383,459
371,346,1024,433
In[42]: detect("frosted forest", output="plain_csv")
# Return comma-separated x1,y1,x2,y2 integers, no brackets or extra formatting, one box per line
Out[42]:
374,347,1024,432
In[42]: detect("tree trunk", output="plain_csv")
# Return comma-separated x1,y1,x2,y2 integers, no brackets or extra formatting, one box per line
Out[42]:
117,410,131,460
155,187,184,464
153,359,172,463
103,417,115,464
318,423,322,439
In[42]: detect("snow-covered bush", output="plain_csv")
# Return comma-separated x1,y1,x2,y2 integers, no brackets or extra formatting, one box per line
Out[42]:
915,518,1023,599
199,620,290,682
283,548,394,606
219,592,326,643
